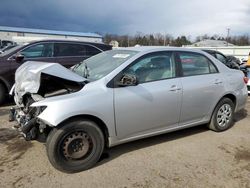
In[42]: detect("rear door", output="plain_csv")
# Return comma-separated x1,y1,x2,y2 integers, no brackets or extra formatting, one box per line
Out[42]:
176,51,225,125
54,42,86,67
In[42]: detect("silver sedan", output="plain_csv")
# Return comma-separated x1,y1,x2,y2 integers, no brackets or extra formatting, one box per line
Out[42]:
11,47,248,173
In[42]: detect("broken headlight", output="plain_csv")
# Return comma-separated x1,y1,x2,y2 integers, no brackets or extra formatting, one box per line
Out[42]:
28,106,47,117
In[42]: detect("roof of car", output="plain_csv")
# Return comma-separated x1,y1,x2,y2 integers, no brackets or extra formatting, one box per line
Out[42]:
201,49,215,52
26,39,108,46
116,46,205,53
0,26,102,38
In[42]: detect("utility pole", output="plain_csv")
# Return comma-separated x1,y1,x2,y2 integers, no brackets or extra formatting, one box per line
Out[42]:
226,28,230,46
163,32,166,46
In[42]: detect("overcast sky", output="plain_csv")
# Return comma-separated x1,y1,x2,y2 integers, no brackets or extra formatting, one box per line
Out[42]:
0,0,249,37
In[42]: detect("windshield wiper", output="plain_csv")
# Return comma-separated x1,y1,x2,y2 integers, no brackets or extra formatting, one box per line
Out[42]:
83,61,89,78
72,62,81,71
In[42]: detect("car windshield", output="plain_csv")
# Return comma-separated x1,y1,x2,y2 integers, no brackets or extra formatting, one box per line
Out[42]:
73,50,138,81
2,44,17,52
0,45,22,57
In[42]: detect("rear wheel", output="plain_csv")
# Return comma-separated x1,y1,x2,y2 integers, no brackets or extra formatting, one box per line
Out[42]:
46,119,104,173
208,98,235,132
0,83,7,105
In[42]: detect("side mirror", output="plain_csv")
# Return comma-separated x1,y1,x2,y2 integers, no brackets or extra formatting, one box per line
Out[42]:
117,74,138,86
15,54,24,63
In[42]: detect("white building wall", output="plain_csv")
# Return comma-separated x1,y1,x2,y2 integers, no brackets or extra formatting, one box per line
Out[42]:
0,31,18,40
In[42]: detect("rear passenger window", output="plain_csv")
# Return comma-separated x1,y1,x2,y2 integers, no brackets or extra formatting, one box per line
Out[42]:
216,53,227,64
178,52,218,76
54,43,86,57
209,62,218,73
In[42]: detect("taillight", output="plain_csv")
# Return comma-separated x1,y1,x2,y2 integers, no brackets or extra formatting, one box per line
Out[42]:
243,77,249,84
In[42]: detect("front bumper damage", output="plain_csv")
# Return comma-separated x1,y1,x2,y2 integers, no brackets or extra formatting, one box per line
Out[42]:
9,106,47,141
9,61,87,141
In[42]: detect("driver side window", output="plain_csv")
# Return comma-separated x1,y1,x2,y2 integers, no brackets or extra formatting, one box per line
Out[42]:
124,52,175,84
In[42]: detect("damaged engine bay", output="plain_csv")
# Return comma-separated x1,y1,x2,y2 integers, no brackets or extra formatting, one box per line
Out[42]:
9,61,86,141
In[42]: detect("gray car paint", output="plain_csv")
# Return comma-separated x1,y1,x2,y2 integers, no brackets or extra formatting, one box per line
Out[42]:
24,47,247,147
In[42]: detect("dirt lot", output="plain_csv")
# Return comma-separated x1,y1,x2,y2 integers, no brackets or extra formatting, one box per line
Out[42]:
0,99,249,188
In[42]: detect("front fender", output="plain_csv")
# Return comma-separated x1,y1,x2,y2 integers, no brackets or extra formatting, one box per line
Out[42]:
31,87,116,137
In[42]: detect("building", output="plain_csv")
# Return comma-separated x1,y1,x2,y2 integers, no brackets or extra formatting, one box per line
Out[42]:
109,40,119,47
0,26,103,44
190,39,234,47
185,39,250,61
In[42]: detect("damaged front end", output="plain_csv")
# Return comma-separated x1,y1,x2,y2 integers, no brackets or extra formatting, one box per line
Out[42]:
9,61,86,141
9,103,48,141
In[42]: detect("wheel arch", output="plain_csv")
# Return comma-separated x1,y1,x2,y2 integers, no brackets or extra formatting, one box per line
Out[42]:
221,93,237,107
0,76,11,92
208,93,237,121
210,93,237,119
208,94,236,131
0,78,9,93
214,93,237,113
56,114,110,147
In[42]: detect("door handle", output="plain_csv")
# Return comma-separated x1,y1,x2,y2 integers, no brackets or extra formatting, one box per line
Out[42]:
169,85,181,91
214,79,223,84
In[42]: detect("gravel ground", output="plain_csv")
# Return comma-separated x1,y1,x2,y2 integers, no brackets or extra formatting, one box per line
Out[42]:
0,99,249,188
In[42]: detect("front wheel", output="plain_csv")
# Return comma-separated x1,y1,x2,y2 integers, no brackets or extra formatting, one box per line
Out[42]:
46,119,104,173
208,98,235,132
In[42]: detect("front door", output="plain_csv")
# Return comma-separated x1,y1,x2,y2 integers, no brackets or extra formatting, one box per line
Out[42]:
114,51,182,139
10,42,55,86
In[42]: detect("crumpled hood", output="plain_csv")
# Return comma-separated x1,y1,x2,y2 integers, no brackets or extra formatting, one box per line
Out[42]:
14,61,86,104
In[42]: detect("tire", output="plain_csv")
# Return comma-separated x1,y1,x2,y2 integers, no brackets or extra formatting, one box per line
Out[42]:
46,119,104,173
0,83,7,105
208,98,235,132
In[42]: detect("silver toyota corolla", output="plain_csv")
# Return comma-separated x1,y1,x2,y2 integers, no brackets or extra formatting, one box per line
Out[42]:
10,47,248,173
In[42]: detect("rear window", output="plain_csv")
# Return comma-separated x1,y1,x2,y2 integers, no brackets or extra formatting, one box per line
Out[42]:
85,45,101,56
216,53,227,64
54,43,86,57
